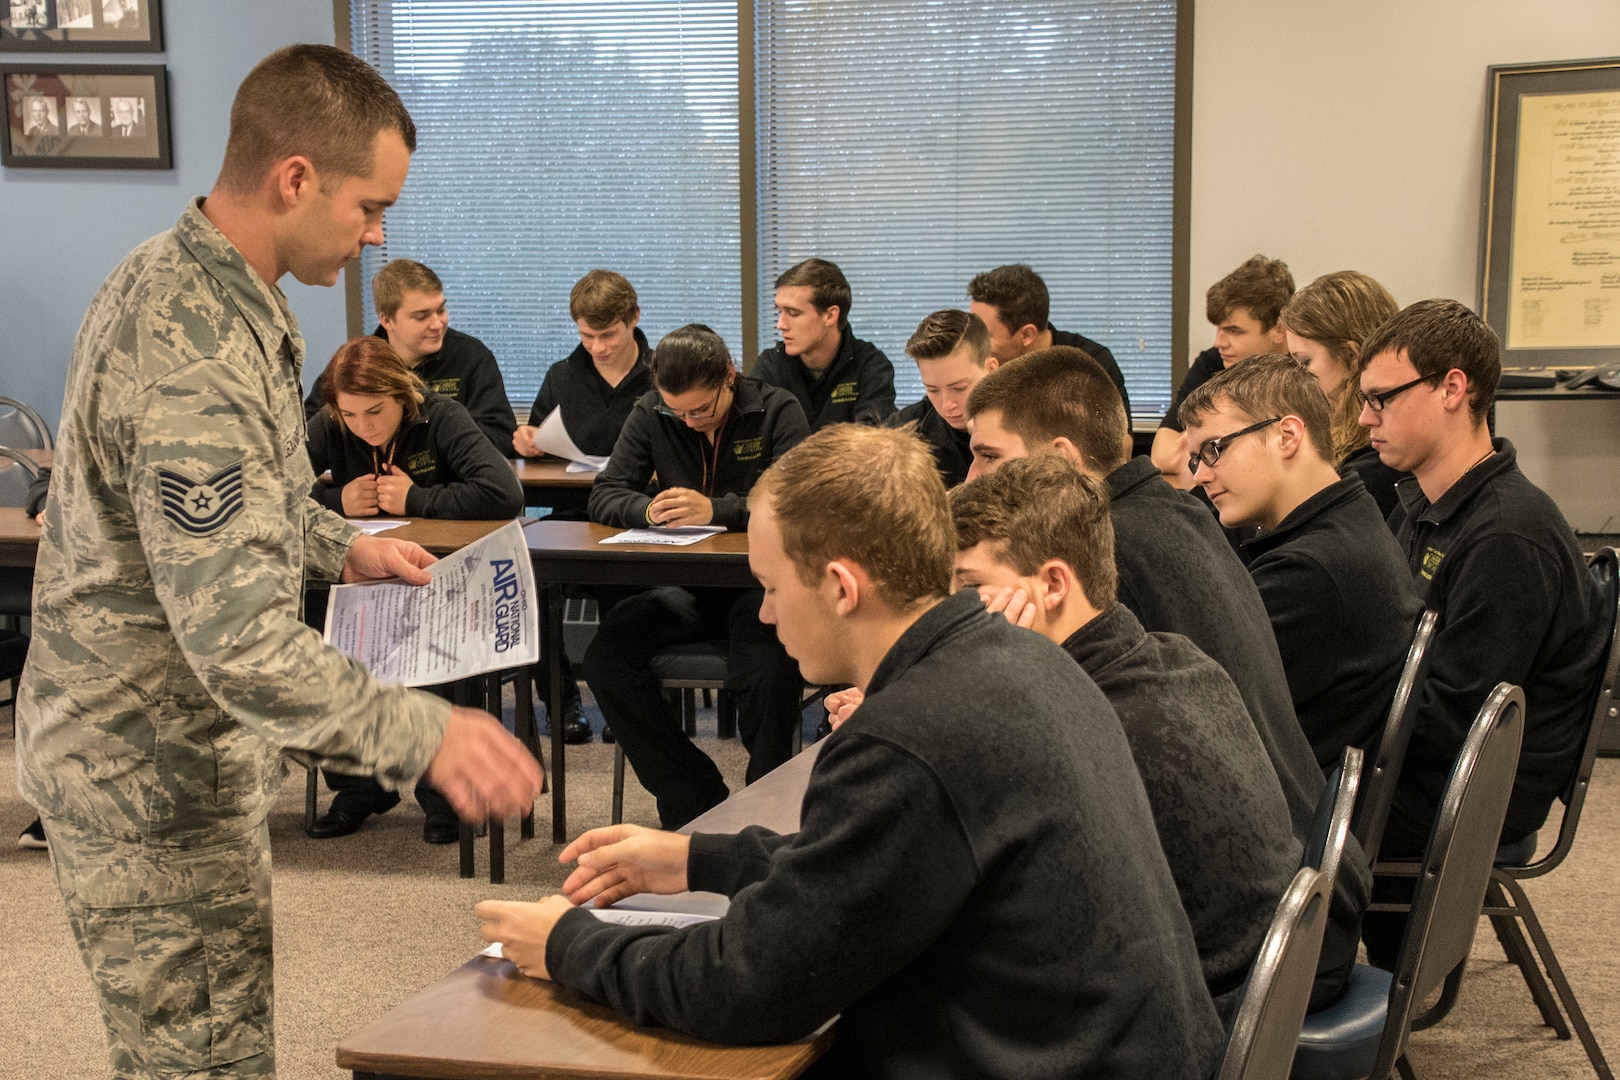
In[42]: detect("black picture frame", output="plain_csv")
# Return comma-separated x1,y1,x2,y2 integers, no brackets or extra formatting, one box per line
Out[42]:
2,62,170,168
1,0,161,52
1478,57,1620,371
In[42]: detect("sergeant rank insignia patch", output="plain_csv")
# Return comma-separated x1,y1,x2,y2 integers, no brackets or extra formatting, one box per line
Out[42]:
158,462,246,536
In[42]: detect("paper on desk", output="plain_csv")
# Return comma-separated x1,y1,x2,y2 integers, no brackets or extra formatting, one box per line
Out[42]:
534,406,609,471
323,519,538,686
477,905,720,960
600,526,727,547
347,518,408,535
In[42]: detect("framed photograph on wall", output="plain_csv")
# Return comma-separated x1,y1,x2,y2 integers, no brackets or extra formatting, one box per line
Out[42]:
1479,56,1620,371
2,0,161,52
2,63,170,168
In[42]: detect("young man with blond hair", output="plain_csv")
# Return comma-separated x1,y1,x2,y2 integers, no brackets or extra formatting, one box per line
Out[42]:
754,257,895,429
1151,254,1295,488
514,268,653,463
478,423,1223,1080
887,308,997,487
1179,353,1422,770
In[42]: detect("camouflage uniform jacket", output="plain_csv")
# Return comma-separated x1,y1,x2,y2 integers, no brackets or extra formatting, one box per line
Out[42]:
16,199,451,846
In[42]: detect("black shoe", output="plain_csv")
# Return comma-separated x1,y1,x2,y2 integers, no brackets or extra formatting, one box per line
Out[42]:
17,818,46,850
423,812,461,844
307,792,399,839
601,724,616,744
561,712,592,745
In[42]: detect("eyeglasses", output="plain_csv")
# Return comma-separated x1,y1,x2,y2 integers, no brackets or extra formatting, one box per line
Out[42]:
656,384,726,422
1188,416,1281,475
1355,371,1444,412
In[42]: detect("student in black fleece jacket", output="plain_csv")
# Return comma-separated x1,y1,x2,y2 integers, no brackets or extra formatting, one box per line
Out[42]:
753,257,894,429
303,336,522,842
963,347,1372,981
585,325,809,827
306,339,522,521
1179,354,1422,770
1352,300,1607,967
477,425,1223,1080
884,308,998,488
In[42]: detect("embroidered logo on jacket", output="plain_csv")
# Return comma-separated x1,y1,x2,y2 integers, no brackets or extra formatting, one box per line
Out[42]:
732,436,764,461
429,377,460,396
830,381,858,404
158,462,245,536
1420,545,1445,581
404,449,436,477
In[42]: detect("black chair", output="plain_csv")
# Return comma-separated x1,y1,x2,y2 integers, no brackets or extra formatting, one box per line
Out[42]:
1306,746,1365,892
1353,610,1439,867
1221,866,1335,1080
0,627,27,721
1292,682,1526,1080
1471,546,1618,1079
0,397,52,450
0,446,40,510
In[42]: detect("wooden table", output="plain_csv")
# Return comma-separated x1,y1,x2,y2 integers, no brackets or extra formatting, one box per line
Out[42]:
526,520,755,842
0,506,41,568
12,447,52,470
513,456,597,512
336,954,834,1080
376,517,514,554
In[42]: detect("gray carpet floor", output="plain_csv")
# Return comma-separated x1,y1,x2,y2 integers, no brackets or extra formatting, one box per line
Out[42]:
2,697,1618,1080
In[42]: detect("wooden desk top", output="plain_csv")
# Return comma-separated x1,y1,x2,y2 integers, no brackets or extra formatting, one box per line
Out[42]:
525,519,750,557
375,518,514,555
10,447,52,470
336,955,834,1080
0,507,41,568
513,456,598,489
524,520,752,590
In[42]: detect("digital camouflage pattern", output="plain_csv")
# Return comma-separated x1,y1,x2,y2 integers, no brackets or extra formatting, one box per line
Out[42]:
17,199,451,841
16,199,453,1075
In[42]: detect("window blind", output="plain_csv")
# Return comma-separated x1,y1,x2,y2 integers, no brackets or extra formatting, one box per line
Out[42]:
349,1,741,402
753,0,1177,418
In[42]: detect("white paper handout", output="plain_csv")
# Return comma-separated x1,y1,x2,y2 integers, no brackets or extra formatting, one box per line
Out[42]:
599,526,727,547
533,406,609,471
478,906,719,958
347,519,409,535
323,519,538,686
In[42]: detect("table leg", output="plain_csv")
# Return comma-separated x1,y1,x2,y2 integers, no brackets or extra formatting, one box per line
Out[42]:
547,584,568,842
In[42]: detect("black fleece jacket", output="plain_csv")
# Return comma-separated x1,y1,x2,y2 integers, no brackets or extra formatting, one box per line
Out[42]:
1243,476,1424,770
888,396,972,488
546,589,1224,1079
306,392,523,520
526,328,653,457
753,327,895,429
1339,442,1408,525
588,377,809,531
1051,326,1132,419
1389,438,1606,840
1060,603,1301,1022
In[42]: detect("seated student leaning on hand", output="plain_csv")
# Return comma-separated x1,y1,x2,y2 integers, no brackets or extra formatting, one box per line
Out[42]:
583,324,809,829
478,424,1224,1080
304,335,524,842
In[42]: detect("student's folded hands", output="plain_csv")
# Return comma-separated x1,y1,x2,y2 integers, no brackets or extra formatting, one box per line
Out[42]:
475,896,572,980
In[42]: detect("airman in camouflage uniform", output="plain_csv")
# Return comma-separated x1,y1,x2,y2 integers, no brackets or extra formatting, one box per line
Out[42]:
16,45,542,1079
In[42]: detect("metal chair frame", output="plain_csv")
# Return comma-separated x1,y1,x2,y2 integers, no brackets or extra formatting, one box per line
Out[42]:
1221,866,1334,1080
1353,610,1439,867
0,397,52,450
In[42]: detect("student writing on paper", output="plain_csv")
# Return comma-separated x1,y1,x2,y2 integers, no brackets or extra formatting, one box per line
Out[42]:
584,324,808,828
514,269,652,462
477,425,1224,1079
304,335,523,843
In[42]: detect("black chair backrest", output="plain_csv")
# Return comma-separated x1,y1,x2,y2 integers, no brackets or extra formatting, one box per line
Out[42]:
1371,682,1525,1077
1516,547,1620,878
1219,866,1333,1080
0,397,52,450
1353,609,1439,865
1303,745,1363,892
0,447,40,510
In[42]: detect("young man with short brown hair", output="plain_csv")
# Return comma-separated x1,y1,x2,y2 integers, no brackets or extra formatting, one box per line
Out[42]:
887,308,997,486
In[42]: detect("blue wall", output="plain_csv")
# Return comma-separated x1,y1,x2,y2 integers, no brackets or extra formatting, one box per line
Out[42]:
0,0,342,430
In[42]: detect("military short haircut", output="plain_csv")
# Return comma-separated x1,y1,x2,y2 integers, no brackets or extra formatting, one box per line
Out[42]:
1359,298,1501,424
218,44,416,195
754,424,952,610
1179,353,1334,463
906,309,992,365
775,258,851,327
321,335,426,423
1206,255,1295,331
967,264,1049,335
570,269,640,330
965,346,1128,474
372,259,443,318
651,324,734,396
950,453,1118,610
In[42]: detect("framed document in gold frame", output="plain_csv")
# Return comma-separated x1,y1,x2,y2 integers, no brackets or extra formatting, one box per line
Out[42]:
1479,57,1620,370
